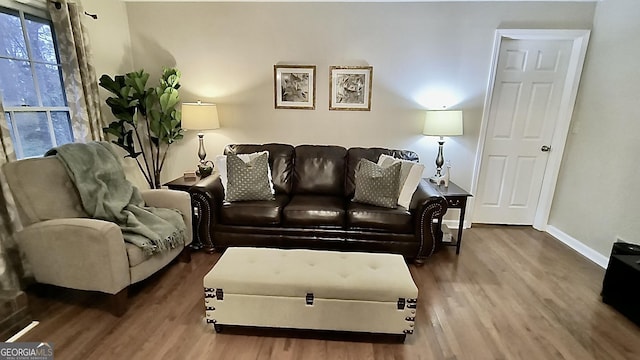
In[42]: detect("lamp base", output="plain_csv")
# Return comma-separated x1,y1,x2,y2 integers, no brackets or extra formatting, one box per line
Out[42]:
196,162,214,178
430,137,449,187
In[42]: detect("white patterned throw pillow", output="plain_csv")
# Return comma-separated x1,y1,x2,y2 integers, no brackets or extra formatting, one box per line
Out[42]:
225,153,275,202
377,154,424,209
215,151,275,198
353,159,401,208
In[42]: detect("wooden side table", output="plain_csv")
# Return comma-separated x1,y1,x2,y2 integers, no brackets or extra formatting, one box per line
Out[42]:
164,175,215,253
428,181,472,255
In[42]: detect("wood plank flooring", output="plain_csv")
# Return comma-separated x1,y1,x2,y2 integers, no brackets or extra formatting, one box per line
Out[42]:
19,225,640,359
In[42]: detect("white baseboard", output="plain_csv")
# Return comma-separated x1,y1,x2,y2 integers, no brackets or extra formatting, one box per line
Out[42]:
546,225,608,268
6,321,39,342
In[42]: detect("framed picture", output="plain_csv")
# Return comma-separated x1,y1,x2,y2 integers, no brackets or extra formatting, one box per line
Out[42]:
274,65,316,110
329,66,373,111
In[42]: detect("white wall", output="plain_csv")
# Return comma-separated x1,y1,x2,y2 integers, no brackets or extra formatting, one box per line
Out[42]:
124,2,594,188
82,0,133,78
549,0,640,257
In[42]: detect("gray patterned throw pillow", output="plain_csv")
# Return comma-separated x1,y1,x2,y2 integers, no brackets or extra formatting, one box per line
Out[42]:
226,153,275,202
352,159,401,208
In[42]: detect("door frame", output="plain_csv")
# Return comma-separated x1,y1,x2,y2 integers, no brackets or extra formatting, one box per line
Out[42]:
469,29,590,230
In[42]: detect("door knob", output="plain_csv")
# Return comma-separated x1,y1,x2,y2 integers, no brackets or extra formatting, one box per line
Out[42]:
541,145,551,152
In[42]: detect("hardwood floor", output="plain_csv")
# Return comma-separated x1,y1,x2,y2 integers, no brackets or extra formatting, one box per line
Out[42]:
19,226,640,359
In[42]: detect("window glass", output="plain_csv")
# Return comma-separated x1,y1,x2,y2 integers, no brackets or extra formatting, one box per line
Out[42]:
13,111,52,158
0,10,27,59
25,16,57,64
51,111,72,144
35,63,65,106
0,58,38,106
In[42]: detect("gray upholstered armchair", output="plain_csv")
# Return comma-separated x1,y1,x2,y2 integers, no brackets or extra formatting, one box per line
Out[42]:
2,155,192,316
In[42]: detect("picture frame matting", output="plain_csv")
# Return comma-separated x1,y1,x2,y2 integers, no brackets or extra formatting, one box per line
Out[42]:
274,65,316,110
329,66,373,111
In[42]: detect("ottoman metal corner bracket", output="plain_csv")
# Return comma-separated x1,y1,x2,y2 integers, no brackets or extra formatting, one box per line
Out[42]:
402,297,418,335
204,287,220,326
204,287,216,298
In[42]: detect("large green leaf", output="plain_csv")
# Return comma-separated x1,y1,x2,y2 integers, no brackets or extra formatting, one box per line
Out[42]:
161,68,181,87
124,70,149,94
159,89,180,113
99,75,129,98
148,109,162,135
102,121,125,138
105,98,135,123
122,131,142,158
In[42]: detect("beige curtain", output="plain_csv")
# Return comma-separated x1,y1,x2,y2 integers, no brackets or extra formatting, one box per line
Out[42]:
0,103,24,291
48,0,104,142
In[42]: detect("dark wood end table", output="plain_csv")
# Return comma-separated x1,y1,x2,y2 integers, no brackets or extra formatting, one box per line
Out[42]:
427,181,472,255
164,175,215,253
602,254,640,325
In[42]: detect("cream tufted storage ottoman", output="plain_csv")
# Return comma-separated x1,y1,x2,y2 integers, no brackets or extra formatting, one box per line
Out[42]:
203,247,418,340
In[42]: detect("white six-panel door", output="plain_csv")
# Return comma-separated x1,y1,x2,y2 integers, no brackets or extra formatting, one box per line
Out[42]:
473,38,573,225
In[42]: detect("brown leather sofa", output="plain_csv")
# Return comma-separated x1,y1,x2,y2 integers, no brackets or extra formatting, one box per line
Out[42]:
191,144,447,263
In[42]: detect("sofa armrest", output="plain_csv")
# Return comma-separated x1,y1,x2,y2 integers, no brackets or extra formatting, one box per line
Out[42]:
140,189,193,246
409,180,448,261
190,173,224,226
16,218,130,294
409,179,444,210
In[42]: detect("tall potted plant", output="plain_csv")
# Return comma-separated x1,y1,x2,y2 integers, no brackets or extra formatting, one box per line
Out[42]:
99,68,184,189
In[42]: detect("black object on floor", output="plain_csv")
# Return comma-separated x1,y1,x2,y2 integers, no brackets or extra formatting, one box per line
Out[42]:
602,242,640,326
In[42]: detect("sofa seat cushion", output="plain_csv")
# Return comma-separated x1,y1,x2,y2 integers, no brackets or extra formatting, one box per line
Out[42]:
283,195,345,228
126,243,151,267
221,195,289,226
347,202,413,233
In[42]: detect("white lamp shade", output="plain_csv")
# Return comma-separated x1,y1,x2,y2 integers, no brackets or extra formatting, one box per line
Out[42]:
423,110,464,136
181,102,220,130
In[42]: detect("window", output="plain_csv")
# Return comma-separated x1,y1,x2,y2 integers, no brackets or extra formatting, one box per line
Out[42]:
0,6,72,159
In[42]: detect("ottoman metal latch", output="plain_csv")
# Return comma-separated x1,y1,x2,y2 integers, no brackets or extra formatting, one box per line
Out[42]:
216,288,224,300
397,298,405,309
306,293,314,306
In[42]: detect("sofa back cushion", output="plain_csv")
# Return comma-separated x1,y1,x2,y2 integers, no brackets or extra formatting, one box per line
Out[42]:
2,156,88,226
224,143,295,194
345,148,419,198
293,145,347,196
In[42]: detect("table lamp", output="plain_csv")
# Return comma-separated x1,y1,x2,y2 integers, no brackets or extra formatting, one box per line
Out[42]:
423,110,463,184
181,101,220,177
